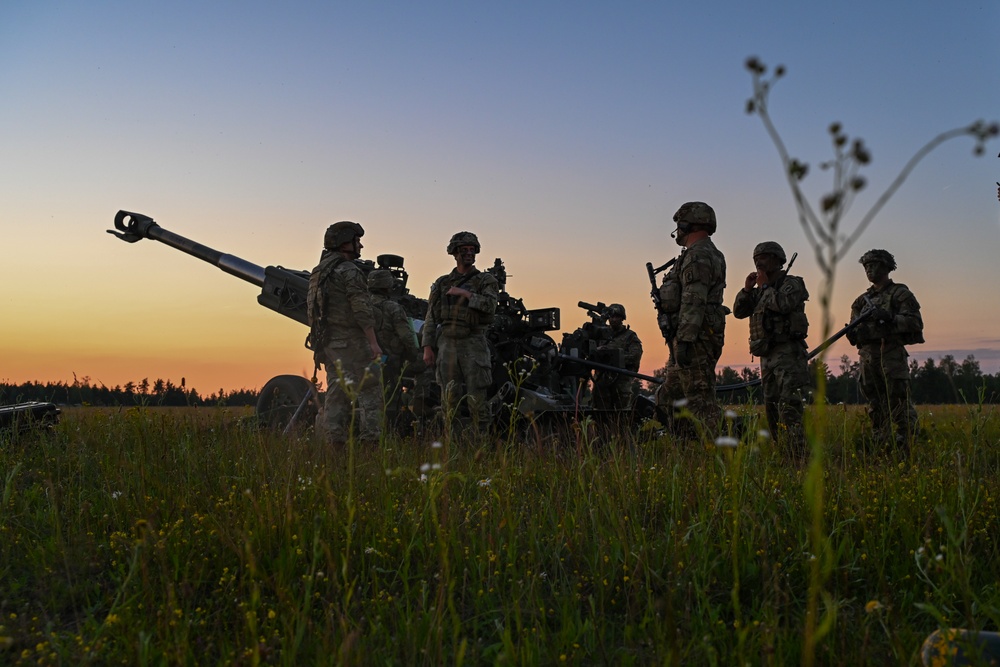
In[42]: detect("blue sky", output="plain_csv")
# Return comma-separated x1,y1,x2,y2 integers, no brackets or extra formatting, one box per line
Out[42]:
2,1,998,391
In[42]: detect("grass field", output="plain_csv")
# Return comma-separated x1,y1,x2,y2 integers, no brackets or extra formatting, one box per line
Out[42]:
1,403,998,665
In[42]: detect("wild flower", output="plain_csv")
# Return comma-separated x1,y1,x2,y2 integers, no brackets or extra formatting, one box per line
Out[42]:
673,398,689,408
758,429,771,439
431,441,443,449
715,436,739,448
864,600,883,613
724,409,738,419
478,478,492,488
420,463,431,473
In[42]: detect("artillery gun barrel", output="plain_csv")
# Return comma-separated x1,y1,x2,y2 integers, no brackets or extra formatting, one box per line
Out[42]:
109,210,311,325
557,353,662,384
109,210,266,287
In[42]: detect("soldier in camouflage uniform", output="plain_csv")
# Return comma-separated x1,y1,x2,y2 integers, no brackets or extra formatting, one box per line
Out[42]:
422,232,499,432
592,303,643,411
307,221,383,445
654,202,728,437
846,249,923,451
368,269,422,435
732,241,810,456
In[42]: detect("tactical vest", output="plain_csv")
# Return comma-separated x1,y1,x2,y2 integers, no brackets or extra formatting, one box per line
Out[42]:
306,252,346,356
853,282,924,346
748,275,809,351
431,269,495,338
372,297,412,358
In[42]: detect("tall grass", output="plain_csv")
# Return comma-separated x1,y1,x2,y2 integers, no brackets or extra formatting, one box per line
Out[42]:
1,405,998,665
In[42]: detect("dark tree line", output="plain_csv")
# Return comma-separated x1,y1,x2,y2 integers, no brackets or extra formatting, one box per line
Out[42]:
6,353,1000,409
1,375,259,407
714,354,1000,405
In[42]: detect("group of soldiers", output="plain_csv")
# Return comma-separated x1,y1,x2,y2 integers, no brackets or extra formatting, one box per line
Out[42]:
654,201,923,458
306,200,923,457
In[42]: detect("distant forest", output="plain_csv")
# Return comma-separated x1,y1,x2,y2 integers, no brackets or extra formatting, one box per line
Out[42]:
3,353,1000,407
1,376,259,408
713,354,1000,404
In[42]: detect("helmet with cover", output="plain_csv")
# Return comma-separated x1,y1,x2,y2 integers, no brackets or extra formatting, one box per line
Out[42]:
672,201,717,235
606,303,627,320
447,231,481,254
859,249,896,272
367,269,395,292
753,241,787,264
324,221,365,250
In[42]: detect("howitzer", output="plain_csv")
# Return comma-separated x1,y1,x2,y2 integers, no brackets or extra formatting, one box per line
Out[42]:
556,354,661,385
108,210,426,432
108,212,660,435
0,402,61,435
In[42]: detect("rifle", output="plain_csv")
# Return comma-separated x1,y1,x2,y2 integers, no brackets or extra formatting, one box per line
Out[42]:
646,257,679,352
714,301,879,392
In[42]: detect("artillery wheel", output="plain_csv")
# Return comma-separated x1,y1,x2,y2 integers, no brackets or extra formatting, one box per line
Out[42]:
256,375,318,433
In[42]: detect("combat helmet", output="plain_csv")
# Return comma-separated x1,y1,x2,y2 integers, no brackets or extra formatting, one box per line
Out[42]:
606,303,627,320
324,221,365,250
673,201,717,235
753,241,787,264
447,231,481,254
367,269,395,292
859,249,896,272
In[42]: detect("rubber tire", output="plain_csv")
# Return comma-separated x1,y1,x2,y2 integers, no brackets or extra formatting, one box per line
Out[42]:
255,375,318,432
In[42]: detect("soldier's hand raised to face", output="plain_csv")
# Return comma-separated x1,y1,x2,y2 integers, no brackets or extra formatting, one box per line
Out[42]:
745,271,758,290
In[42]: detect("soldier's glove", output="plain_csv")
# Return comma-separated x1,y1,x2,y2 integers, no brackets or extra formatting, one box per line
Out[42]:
872,307,892,326
675,341,693,369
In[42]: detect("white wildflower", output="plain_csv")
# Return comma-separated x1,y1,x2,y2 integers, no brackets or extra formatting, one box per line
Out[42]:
724,409,738,419
111,491,122,500
673,398,689,408
431,441,443,449
758,429,771,440
478,478,492,488
420,463,431,473
715,436,739,448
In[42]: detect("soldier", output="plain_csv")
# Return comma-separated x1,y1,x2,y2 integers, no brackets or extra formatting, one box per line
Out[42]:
422,232,499,432
846,249,923,452
591,303,643,411
732,241,810,457
654,202,728,437
307,221,383,445
368,269,422,435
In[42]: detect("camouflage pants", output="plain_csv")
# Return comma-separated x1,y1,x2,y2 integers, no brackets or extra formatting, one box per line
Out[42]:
317,338,382,445
655,337,722,438
592,376,638,411
859,344,917,450
436,333,493,431
760,341,810,456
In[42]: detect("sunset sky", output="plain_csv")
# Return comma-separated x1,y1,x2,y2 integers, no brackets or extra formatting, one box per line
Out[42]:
3,2,999,394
